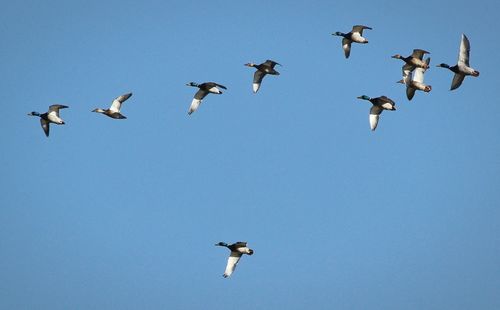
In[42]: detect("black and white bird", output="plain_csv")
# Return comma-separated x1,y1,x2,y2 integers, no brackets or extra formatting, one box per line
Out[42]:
332,25,372,58
28,104,68,137
186,82,227,115
357,95,396,131
398,57,432,100
436,34,480,90
215,242,254,278
92,93,133,119
244,60,281,93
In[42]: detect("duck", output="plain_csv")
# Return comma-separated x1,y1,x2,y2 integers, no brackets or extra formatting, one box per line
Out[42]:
357,95,396,131
186,82,227,115
215,241,254,278
391,49,430,73
28,104,68,137
92,93,133,119
244,60,281,93
332,25,372,58
436,34,480,90
397,57,432,100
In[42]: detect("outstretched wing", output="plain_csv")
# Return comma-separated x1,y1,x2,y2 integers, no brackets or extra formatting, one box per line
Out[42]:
352,25,372,35
369,105,383,131
458,34,470,66
252,71,266,93
48,104,68,115
40,118,50,137
342,38,352,58
214,83,227,90
450,73,465,91
406,86,416,101
413,58,430,83
110,93,132,113
411,49,430,60
223,252,242,278
263,60,280,68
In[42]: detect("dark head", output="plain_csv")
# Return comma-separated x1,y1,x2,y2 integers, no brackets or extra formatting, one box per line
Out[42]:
436,63,450,69
215,242,228,247
391,54,402,59
27,111,40,117
244,63,256,68
186,82,199,87
357,95,371,101
332,31,344,37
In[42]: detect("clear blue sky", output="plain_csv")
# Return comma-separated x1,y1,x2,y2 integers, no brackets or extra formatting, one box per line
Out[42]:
1,0,499,309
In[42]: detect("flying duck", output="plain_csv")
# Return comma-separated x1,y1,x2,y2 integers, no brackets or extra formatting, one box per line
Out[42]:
92,93,133,119
332,25,372,58
244,60,281,93
392,49,430,73
357,95,396,131
28,104,68,137
186,82,227,115
215,241,254,278
436,34,480,90
397,57,432,100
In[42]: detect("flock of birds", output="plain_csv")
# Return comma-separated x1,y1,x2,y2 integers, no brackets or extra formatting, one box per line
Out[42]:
26,25,480,277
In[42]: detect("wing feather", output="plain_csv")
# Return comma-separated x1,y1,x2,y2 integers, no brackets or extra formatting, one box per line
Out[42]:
458,34,470,66
223,252,242,278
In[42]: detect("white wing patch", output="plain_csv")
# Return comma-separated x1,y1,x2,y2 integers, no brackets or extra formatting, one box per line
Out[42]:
369,105,383,131
188,98,202,115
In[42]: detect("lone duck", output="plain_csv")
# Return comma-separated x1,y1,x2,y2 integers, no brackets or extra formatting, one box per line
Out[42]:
436,34,480,90
28,104,68,137
92,93,133,119
215,241,254,278
244,60,281,93
332,25,372,58
392,49,430,73
186,82,227,115
357,95,396,131
397,58,432,101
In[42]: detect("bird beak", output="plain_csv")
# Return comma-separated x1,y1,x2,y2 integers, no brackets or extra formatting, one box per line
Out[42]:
356,96,363,99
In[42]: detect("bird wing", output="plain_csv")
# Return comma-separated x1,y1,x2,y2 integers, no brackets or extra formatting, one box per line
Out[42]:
40,118,50,137
352,25,371,35
369,105,383,131
402,63,415,73
413,58,430,83
223,252,242,278
110,93,132,113
342,38,352,58
411,49,430,60
458,34,470,66
406,86,416,101
188,98,202,115
378,96,395,105
450,73,465,91
194,89,209,100
233,242,248,247
48,104,68,115
214,83,227,90
253,70,266,93
263,60,280,68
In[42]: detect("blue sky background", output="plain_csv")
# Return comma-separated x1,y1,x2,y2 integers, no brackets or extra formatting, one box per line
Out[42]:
1,0,499,309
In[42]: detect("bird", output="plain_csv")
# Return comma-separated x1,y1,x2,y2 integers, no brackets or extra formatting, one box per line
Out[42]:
215,241,254,278
186,82,227,115
92,93,133,119
391,49,430,74
357,95,396,131
397,57,432,100
436,34,480,90
27,104,68,137
244,60,281,93
332,25,372,58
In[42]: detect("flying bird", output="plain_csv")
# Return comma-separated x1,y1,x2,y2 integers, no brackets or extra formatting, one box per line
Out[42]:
92,93,133,119
186,82,227,115
392,49,430,74
397,57,432,100
215,241,254,278
332,25,372,58
357,95,396,131
436,34,480,90
244,60,281,93
28,104,68,137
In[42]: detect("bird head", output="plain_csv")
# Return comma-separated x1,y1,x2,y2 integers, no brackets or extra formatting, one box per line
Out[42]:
27,111,40,116
436,63,450,69
244,63,256,67
357,95,371,101
186,82,198,87
391,54,402,59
